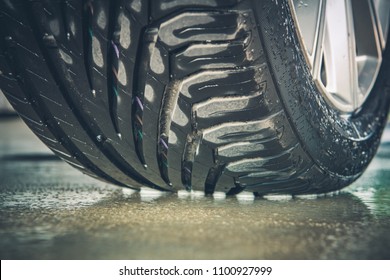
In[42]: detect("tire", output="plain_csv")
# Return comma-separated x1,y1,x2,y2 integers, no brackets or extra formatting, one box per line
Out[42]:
0,0,389,195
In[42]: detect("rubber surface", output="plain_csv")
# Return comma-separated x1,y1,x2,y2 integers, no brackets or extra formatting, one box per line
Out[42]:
0,0,389,195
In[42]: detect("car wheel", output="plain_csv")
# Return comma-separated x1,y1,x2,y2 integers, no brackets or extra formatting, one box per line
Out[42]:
0,0,389,195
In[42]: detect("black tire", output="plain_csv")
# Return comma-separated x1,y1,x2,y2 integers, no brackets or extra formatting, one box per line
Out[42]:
0,0,389,195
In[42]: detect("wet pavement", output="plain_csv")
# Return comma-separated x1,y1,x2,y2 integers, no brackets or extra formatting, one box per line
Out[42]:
0,117,390,259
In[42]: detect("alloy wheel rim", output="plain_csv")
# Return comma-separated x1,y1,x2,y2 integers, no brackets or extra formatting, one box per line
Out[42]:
289,0,390,113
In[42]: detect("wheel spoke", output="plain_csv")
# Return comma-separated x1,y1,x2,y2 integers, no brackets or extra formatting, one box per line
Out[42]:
372,0,390,49
312,0,326,82
353,0,382,105
322,0,357,110
291,0,323,66
289,0,389,113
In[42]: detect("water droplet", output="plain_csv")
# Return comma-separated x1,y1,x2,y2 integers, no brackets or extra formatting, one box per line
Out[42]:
4,36,15,48
42,33,57,48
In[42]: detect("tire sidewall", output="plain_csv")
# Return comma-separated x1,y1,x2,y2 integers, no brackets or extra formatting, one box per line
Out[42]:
253,0,390,177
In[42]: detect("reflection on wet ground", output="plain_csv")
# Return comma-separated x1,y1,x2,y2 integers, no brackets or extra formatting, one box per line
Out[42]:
0,118,390,259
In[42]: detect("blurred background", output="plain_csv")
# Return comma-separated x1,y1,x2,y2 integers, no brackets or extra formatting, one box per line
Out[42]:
0,90,13,115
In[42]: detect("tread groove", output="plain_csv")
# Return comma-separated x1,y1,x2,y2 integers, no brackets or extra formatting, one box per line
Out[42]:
158,79,181,186
107,0,121,136
132,27,157,167
81,0,95,97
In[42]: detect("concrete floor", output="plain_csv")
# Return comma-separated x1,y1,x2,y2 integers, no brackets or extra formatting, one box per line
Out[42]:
1,117,390,259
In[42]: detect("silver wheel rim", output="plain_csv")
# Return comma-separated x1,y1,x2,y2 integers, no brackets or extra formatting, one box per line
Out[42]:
289,0,390,113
